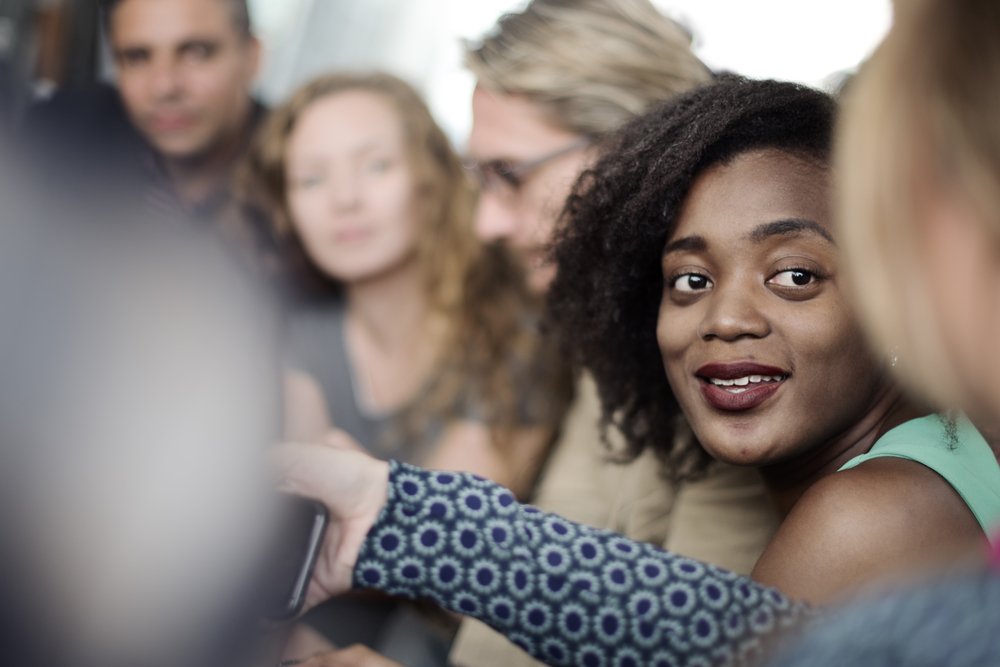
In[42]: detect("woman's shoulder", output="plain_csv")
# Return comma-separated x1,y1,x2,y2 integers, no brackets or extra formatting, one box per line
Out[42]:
799,455,982,546
752,456,983,605
841,414,1000,534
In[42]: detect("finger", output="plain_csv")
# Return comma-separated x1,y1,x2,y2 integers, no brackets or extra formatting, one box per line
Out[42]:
271,441,336,497
321,429,366,453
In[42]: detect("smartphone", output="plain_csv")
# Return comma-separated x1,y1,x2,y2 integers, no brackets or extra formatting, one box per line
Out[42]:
257,493,328,623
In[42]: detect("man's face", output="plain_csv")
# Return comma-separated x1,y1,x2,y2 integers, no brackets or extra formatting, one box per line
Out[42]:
467,87,591,294
110,0,260,161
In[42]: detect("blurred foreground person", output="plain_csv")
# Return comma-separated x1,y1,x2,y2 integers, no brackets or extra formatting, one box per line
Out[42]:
768,0,1000,664
0,159,290,667
838,0,1000,436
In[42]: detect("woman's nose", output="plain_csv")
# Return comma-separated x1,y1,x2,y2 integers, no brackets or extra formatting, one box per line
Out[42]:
697,280,771,341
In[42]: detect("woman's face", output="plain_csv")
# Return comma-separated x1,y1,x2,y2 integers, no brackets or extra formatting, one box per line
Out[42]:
285,90,420,284
657,149,886,467
919,192,1000,415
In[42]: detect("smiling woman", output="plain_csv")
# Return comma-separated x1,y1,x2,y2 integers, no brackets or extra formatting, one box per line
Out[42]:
657,149,884,474
548,74,1000,603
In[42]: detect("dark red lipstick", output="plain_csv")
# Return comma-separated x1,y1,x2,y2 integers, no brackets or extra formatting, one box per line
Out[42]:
695,362,789,412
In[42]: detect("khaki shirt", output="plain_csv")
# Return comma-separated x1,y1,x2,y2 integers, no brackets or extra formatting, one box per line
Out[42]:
449,375,779,667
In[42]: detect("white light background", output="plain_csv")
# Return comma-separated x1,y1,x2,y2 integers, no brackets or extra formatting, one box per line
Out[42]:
248,0,892,145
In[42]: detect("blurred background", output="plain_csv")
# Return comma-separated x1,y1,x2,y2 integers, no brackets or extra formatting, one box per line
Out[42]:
2,0,892,143
247,0,892,143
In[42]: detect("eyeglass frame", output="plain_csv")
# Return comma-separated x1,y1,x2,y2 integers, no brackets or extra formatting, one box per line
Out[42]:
463,137,592,196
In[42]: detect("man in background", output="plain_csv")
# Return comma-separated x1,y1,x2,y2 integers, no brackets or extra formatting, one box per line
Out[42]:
103,0,262,219
452,1,780,664
25,0,262,227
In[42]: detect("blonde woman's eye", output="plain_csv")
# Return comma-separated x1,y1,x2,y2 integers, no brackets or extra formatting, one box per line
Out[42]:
292,175,322,189
367,159,392,173
671,273,713,292
768,269,816,287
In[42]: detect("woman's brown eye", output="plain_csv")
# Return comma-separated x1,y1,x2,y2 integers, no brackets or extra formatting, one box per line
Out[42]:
672,273,712,292
769,269,815,287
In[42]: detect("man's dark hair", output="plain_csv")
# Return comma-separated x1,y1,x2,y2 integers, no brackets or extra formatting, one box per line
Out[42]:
547,75,836,481
102,0,253,38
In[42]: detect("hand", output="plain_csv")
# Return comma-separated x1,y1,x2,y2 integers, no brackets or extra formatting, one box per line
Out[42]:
272,431,390,613
294,645,404,666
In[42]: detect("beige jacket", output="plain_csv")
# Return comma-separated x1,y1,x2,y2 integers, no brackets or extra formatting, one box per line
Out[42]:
449,375,779,667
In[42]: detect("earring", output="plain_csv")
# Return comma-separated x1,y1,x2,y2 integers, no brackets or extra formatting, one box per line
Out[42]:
889,347,900,368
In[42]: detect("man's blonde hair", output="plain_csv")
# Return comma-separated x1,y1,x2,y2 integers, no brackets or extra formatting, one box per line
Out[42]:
837,0,1000,407
465,0,711,138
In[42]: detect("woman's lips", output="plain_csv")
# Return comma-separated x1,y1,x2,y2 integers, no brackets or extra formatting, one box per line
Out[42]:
149,114,197,132
699,380,783,411
334,228,374,244
695,362,789,412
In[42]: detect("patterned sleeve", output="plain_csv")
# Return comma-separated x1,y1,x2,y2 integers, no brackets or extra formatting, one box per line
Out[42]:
352,462,811,667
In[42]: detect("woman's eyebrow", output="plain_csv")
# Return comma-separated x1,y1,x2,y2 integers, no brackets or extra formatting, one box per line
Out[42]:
747,218,835,245
662,235,707,256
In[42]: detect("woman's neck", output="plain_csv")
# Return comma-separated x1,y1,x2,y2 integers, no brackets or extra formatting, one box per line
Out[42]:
760,383,928,516
346,259,427,351
344,257,439,412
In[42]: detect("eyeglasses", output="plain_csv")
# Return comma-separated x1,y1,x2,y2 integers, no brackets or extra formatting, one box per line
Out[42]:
464,137,591,198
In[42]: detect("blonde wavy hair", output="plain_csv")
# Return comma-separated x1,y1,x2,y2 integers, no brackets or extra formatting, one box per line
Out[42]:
240,72,572,446
465,0,712,138
836,0,1000,408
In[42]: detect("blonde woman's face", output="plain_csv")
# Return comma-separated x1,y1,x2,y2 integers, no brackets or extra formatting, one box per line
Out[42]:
285,91,420,284
919,193,1000,415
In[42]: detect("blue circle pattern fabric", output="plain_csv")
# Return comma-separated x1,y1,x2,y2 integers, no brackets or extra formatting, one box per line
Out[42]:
353,461,811,667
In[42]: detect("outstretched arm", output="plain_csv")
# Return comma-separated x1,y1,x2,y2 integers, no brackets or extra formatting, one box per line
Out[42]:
274,438,811,667
355,461,808,666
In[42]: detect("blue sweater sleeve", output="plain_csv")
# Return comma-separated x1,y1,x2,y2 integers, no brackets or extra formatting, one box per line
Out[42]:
352,461,810,667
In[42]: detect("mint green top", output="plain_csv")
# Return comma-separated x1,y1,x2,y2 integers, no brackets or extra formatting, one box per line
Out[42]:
839,415,1000,542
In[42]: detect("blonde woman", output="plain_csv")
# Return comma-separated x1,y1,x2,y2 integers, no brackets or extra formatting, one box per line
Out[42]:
245,72,568,494
241,72,571,664
837,0,1000,433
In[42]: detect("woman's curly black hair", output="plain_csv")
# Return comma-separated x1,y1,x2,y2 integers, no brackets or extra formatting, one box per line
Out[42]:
548,75,836,481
